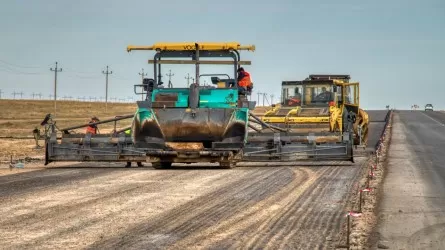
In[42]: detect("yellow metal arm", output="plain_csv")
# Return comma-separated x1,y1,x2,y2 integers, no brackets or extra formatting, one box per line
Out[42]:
127,42,255,52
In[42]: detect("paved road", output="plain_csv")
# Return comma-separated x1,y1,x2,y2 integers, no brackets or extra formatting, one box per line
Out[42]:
366,110,390,123
375,111,445,249
366,110,389,150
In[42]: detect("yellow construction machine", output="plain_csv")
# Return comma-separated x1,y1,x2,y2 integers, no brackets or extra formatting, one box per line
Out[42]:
242,74,367,162
261,74,368,147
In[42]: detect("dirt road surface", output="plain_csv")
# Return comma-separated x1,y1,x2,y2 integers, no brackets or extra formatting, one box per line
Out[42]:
0,159,367,249
374,111,445,249
0,110,389,249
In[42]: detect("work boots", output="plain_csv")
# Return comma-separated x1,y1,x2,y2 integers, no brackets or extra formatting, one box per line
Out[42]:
125,162,144,168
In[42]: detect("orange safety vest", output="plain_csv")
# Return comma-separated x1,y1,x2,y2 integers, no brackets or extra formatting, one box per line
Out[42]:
86,124,97,134
238,71,252,88
288,98,301,106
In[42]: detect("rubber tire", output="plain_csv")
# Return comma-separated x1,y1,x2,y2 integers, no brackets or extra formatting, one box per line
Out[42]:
152,161,173,169
220,161,236,169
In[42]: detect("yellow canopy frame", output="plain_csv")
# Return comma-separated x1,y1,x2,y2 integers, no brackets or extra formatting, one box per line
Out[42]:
127,42,256,52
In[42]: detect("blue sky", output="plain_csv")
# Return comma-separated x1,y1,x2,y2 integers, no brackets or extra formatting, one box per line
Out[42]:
0,0,444,109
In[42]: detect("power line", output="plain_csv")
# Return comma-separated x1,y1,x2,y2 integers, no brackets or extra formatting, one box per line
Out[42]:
12,91,24,99
185,73,193,88
65,74,101,79
0,59,51,69
50,62,62,116
0,64,45,75
166,70,174,88
62,67,98,75
102,65,112,111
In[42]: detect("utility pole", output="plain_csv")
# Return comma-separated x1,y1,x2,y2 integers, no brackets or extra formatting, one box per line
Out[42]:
262,93,269,106
0,89,4,99
37,93,43,99
19,91,24,99
139,68,147,101
270,94,274,105
31,92,36,99
102,65,112,112
138,68,147,81
50,62,62,116
185,73,193,87
12,91,18,99
257,92,262,106
166,70,174,88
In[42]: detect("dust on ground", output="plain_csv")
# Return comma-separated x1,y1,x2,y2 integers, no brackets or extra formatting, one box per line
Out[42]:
0,159,365,249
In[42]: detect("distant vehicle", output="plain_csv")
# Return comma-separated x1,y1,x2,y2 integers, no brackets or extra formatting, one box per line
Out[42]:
425,104,434,111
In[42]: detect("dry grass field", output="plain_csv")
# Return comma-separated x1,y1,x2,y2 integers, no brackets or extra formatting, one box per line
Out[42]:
0,99,270,162
0,100,138,162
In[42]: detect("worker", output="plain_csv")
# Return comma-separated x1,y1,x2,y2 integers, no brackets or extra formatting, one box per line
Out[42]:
287,88,302,106
86,116,100,135
124,128,144,168
315,87,333,103
237,67,253,94
32,126,41,148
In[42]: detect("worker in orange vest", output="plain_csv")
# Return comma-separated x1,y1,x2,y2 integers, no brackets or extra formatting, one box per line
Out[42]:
237,67,253,93
86,116,100,134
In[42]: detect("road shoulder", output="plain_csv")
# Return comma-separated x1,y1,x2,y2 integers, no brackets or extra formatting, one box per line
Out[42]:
373,113,445,249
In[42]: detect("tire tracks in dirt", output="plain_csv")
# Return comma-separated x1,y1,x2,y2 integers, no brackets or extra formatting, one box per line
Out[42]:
91,168,294,249
246,167,336,249
209,161,363,250
1,159,365,249
298,168,352,249
1,169,238,248
167,167,315,249
0,170,195,226
266,166,345,250
0,168,123,197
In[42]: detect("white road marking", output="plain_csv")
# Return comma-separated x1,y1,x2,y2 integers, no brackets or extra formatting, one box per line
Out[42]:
420,112,445,126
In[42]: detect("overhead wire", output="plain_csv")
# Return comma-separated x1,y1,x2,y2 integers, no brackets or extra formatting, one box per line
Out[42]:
0,64,46,75
0,59,52,69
